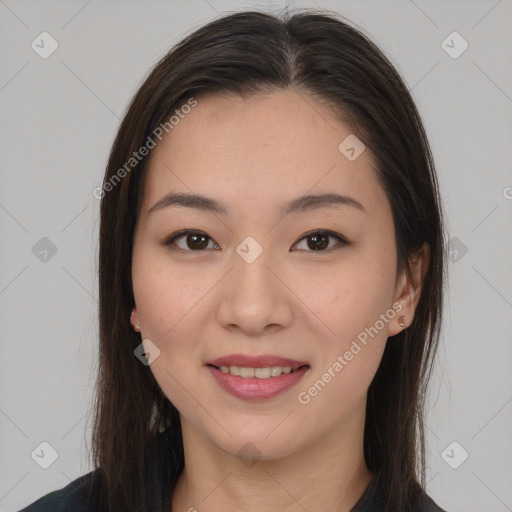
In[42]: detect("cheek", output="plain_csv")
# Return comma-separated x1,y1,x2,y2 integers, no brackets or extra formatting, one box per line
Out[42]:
132,256,208,413
132,246,207,342
291,251,395,409
296,267,391,419
291,255,396,341
296,341,385,435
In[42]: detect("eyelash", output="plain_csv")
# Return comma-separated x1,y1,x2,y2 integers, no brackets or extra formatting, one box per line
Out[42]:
161,229,348,253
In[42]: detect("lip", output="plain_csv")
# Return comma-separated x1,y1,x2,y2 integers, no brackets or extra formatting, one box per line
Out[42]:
207,365,309,401
205,353,310,401
206,353,309,370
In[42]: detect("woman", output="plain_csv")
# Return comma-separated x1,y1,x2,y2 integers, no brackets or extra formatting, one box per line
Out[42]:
20,8,448,512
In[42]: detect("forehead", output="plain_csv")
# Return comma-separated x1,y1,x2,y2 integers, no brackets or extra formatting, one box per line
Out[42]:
142,89,386,216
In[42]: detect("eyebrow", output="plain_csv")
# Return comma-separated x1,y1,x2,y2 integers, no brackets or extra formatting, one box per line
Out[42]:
147,191,366,216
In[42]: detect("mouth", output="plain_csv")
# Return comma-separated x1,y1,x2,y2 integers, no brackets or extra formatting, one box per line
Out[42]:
205,354,310,400
206,363,309,379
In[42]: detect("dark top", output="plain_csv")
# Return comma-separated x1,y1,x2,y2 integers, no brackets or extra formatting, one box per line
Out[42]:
18,429,448,512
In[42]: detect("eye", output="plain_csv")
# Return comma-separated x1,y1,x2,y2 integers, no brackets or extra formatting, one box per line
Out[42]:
162,229,348,253
162,230,220,252
292,230,348,252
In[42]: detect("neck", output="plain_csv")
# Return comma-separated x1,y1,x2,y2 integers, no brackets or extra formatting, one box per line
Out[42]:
171,415,373,512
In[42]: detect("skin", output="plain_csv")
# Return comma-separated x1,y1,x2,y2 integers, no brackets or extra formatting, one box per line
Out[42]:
131,89,429,512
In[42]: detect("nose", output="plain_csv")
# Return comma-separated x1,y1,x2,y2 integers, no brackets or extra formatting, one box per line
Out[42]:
216,247,294,336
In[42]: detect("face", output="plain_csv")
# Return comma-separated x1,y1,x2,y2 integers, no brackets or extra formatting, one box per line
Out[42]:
131,89,415,461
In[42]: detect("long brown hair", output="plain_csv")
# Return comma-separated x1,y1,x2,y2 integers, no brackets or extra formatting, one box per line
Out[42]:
88,9,446,511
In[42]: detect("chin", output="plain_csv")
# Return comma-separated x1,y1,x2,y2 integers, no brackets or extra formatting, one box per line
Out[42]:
208,423,303,463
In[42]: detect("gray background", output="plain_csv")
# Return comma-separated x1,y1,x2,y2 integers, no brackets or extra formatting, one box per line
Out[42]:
1,0,511,511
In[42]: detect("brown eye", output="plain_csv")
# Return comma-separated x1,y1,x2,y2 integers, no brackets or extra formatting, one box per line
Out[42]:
164,230,219,251
293,231,347,252
185,233,209,250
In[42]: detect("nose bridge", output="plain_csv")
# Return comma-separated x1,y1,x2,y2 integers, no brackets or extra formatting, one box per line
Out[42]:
216,236,293,332
232,238,277,307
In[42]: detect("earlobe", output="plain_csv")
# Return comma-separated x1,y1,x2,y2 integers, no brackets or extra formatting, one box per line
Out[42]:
130,307,141,332
387,309,408,337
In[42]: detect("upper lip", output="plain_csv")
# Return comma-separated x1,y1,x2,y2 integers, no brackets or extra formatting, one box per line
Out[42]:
206,353,309,370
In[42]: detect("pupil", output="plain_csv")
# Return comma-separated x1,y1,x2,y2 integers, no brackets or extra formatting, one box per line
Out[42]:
189,234,208,250
309,234,328,250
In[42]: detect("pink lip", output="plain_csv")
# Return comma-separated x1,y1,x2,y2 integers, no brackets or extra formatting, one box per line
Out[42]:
206,353,309,370
207,366,309,401
205,354,310,401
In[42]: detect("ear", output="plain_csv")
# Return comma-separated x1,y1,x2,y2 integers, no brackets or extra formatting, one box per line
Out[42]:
388,242,430,337
130,306,141,332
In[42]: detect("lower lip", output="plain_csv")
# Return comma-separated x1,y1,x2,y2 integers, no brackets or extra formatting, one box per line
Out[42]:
207,365,309,401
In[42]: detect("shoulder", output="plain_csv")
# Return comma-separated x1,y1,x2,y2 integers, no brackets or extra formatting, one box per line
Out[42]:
417,492,449,512
352,472,449,512
16,428,178,512
17,471,95,512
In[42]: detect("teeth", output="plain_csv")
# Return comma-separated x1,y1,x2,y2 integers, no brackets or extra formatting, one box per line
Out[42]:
229,365,241,376
255,367,271,378
218,365,295,378
240,367,255,378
